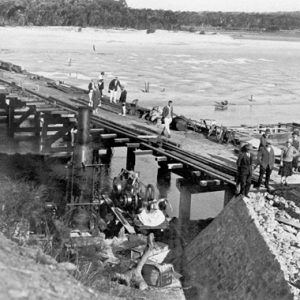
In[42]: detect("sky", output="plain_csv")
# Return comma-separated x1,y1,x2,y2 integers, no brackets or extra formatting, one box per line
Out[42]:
126,0,300,12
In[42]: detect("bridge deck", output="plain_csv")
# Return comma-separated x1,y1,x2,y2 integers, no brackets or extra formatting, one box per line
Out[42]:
1,67,300,188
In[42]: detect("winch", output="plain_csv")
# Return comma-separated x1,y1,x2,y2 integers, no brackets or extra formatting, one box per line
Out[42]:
112,168,156,212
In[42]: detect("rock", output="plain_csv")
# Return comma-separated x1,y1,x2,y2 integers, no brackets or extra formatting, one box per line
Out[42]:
35,249,57,265
58,262,77,272
282,225,297,235
296,232,300,243
8,289,29,299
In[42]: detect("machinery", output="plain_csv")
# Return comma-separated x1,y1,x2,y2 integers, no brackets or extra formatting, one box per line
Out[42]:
111,168,156,213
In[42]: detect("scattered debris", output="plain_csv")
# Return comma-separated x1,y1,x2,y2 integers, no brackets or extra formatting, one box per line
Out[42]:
245,192,300,297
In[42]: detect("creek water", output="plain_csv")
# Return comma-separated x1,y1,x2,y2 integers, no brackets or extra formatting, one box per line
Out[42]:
1,26,300,219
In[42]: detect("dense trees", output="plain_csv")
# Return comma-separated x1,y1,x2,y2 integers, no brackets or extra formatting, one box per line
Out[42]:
0,0,300,31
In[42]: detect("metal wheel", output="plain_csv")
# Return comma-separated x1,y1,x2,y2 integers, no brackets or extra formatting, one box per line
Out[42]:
112,177,123,195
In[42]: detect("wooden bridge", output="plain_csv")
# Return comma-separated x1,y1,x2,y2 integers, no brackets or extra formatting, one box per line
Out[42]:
2,60,297,221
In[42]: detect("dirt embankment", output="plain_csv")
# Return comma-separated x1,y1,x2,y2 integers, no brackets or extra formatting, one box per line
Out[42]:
0,233,119,300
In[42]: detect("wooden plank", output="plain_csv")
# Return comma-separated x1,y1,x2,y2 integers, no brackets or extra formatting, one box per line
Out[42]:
50,110,70,115
36,107,56,112
155,156,168,162
114,137,130,143
276,217,300,230
45,123,74,146
199,179,221,187
27,101,45,106
168,163,183,170
100,133,117,139
134,150,153,156
90,128,105,133
14,106,35,127
137,135,158,139
126,143,140,148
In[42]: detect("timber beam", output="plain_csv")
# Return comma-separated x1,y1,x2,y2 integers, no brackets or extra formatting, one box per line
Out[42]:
134,149,153,156
14,106,35,127
168,163,183,170
126,142,140,148
90,128,105,134
114,137,130,143
176,178,226,194
155,156,168,162
100,133,117,139
44,123,75,147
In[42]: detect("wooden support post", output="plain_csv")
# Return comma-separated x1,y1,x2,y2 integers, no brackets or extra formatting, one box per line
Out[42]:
7,97,16,137
224,185,236,206
126,147,136,171
41,114,49,149
34,111,40,137
177,179,192,226
156,165,171,198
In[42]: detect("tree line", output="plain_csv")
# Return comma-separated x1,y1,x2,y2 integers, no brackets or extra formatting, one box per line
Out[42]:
0,0,300,31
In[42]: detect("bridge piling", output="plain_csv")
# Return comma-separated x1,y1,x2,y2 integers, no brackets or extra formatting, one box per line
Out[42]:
126,147,136,171
72,107,93,203
7,96,16,137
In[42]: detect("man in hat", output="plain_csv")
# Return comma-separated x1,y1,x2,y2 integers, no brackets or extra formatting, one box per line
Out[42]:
236,143,254,197
108,76,121,103
292,131,300,172
256,139,275,191
258,128,271,151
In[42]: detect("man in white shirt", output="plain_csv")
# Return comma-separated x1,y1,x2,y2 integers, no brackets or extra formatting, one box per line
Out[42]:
161,100,173,138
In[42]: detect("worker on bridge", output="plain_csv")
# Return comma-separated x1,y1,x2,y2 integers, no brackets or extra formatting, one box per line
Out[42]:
161,100,174,138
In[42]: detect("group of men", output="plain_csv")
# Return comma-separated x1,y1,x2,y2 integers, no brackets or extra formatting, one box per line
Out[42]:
88,74,127,116
236,128,300,197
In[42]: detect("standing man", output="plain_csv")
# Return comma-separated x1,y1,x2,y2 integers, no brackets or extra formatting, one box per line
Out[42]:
161,100,173,138
88,79,94,107
98,71,105,105
108,76,121,103
258,128,271,150
119,85,127,116
292,130,300,172
256,139,275,191
236,143,254,197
